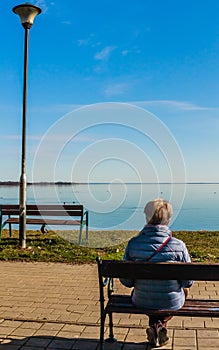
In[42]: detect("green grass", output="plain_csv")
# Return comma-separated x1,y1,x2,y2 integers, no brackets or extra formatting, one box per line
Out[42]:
174,231,219,262
0,229,219,263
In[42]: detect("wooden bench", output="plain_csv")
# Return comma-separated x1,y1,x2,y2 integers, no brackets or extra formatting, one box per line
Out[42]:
0,204,88,244
96,258,219,349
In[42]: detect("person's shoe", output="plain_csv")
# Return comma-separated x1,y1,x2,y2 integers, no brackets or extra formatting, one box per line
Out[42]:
157,324,169,346
146,326,157,346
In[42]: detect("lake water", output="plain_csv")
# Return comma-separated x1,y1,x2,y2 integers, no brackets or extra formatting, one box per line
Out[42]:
0,183,219,232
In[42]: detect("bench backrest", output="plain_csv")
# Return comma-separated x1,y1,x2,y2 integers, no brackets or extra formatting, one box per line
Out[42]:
97,259,219,281
0,204,84,217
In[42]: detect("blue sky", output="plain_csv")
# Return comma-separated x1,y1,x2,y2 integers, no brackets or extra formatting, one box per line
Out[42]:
1,0,219,183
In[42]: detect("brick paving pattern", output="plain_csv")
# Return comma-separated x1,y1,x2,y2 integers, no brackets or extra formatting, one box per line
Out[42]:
0,262,218,349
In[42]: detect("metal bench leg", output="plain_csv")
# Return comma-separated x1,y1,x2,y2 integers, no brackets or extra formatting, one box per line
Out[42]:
78,225,83,245
9,222,12,238
82,211,89,241
105,312,117,343
0,213,2,240
86,211,88,240
99,313,106,350
85,225,88,241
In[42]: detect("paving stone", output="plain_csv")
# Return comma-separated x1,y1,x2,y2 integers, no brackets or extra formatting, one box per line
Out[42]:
174,329,196,337
46,338,74,349
125,333,146,343
168,318,183,327
148,342,172,350
61,324,85,333
205,318,219,328
197,329,219,337
19,322,42,330
10,328,36,337
71,339,99,349
198,348,219,350
197,337,219,347
0,321,23,328
173,347,195,350
122,343,146,349
81,325,100,337
173,336,196,347
0,345,20,350
39,323,65,331
34,329,58,337
183,318,205,328
24,336,52,347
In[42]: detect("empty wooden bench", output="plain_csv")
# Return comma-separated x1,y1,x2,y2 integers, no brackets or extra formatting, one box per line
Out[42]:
96,258,219,349
0,204,88,244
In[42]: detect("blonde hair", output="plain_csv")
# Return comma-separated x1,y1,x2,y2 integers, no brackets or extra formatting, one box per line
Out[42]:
144,198,172,225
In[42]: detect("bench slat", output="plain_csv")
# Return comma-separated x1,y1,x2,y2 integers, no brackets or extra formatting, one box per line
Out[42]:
1,210,20,215
1,205,84,217
99,260,219,281
1,210,83,216
107,295,219,317
5,218,81,225
1,204,83,210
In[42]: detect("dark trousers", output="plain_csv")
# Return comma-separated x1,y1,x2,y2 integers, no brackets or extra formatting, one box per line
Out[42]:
148,288,188,327
148,315,172,327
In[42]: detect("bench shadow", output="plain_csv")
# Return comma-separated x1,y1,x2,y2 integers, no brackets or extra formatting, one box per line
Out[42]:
0,335,156,349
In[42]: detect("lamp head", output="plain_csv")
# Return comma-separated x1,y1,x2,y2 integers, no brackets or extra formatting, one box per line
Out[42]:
13,3,41,29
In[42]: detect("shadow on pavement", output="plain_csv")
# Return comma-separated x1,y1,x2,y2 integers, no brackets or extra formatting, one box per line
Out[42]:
0,335,153,349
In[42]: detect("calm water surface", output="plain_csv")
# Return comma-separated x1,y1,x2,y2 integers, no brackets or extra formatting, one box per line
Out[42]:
0,183,219,231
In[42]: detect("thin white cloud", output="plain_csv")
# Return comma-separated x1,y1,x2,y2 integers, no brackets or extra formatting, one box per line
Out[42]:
134,100,219,111
121,49,141,56
104,83,130,97
45,134,98,142
30,103,82,114
0,134,97,143
29,100,219,115
94,46,117,61
34,0,49,12
77,34,101,48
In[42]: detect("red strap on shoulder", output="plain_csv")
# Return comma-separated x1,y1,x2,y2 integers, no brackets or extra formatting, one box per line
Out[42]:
156,234,172,254
145,233,172,261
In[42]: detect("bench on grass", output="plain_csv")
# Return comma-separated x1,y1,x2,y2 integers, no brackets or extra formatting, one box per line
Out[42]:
0,204,88,244
96,258,219,349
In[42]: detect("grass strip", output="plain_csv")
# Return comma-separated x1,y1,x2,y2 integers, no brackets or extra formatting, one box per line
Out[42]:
0,229,218,263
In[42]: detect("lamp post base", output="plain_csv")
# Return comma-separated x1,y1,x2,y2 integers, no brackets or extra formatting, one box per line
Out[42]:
19,173,26,249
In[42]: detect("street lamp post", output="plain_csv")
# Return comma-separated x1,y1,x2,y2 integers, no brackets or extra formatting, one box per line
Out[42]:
13,3,41,248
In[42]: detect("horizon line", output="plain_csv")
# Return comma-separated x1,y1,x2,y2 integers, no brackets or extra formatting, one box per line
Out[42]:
1,181,219,185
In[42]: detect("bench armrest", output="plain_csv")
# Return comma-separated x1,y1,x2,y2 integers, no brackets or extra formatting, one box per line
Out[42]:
108,277,114,299
82,210,88,226
100,277,114,299
103,277,110,287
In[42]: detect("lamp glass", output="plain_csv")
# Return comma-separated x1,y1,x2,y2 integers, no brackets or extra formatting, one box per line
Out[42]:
13,4,41,27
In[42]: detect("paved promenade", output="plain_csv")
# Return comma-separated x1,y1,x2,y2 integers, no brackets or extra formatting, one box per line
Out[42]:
0,262,218,349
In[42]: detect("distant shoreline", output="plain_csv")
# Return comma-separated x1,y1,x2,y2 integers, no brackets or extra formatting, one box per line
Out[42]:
1,181,219,186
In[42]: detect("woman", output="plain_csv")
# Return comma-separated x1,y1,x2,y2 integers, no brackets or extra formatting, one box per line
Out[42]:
120,198,193,347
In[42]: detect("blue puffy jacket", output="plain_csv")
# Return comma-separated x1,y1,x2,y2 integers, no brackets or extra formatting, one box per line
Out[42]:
120,224,193,310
